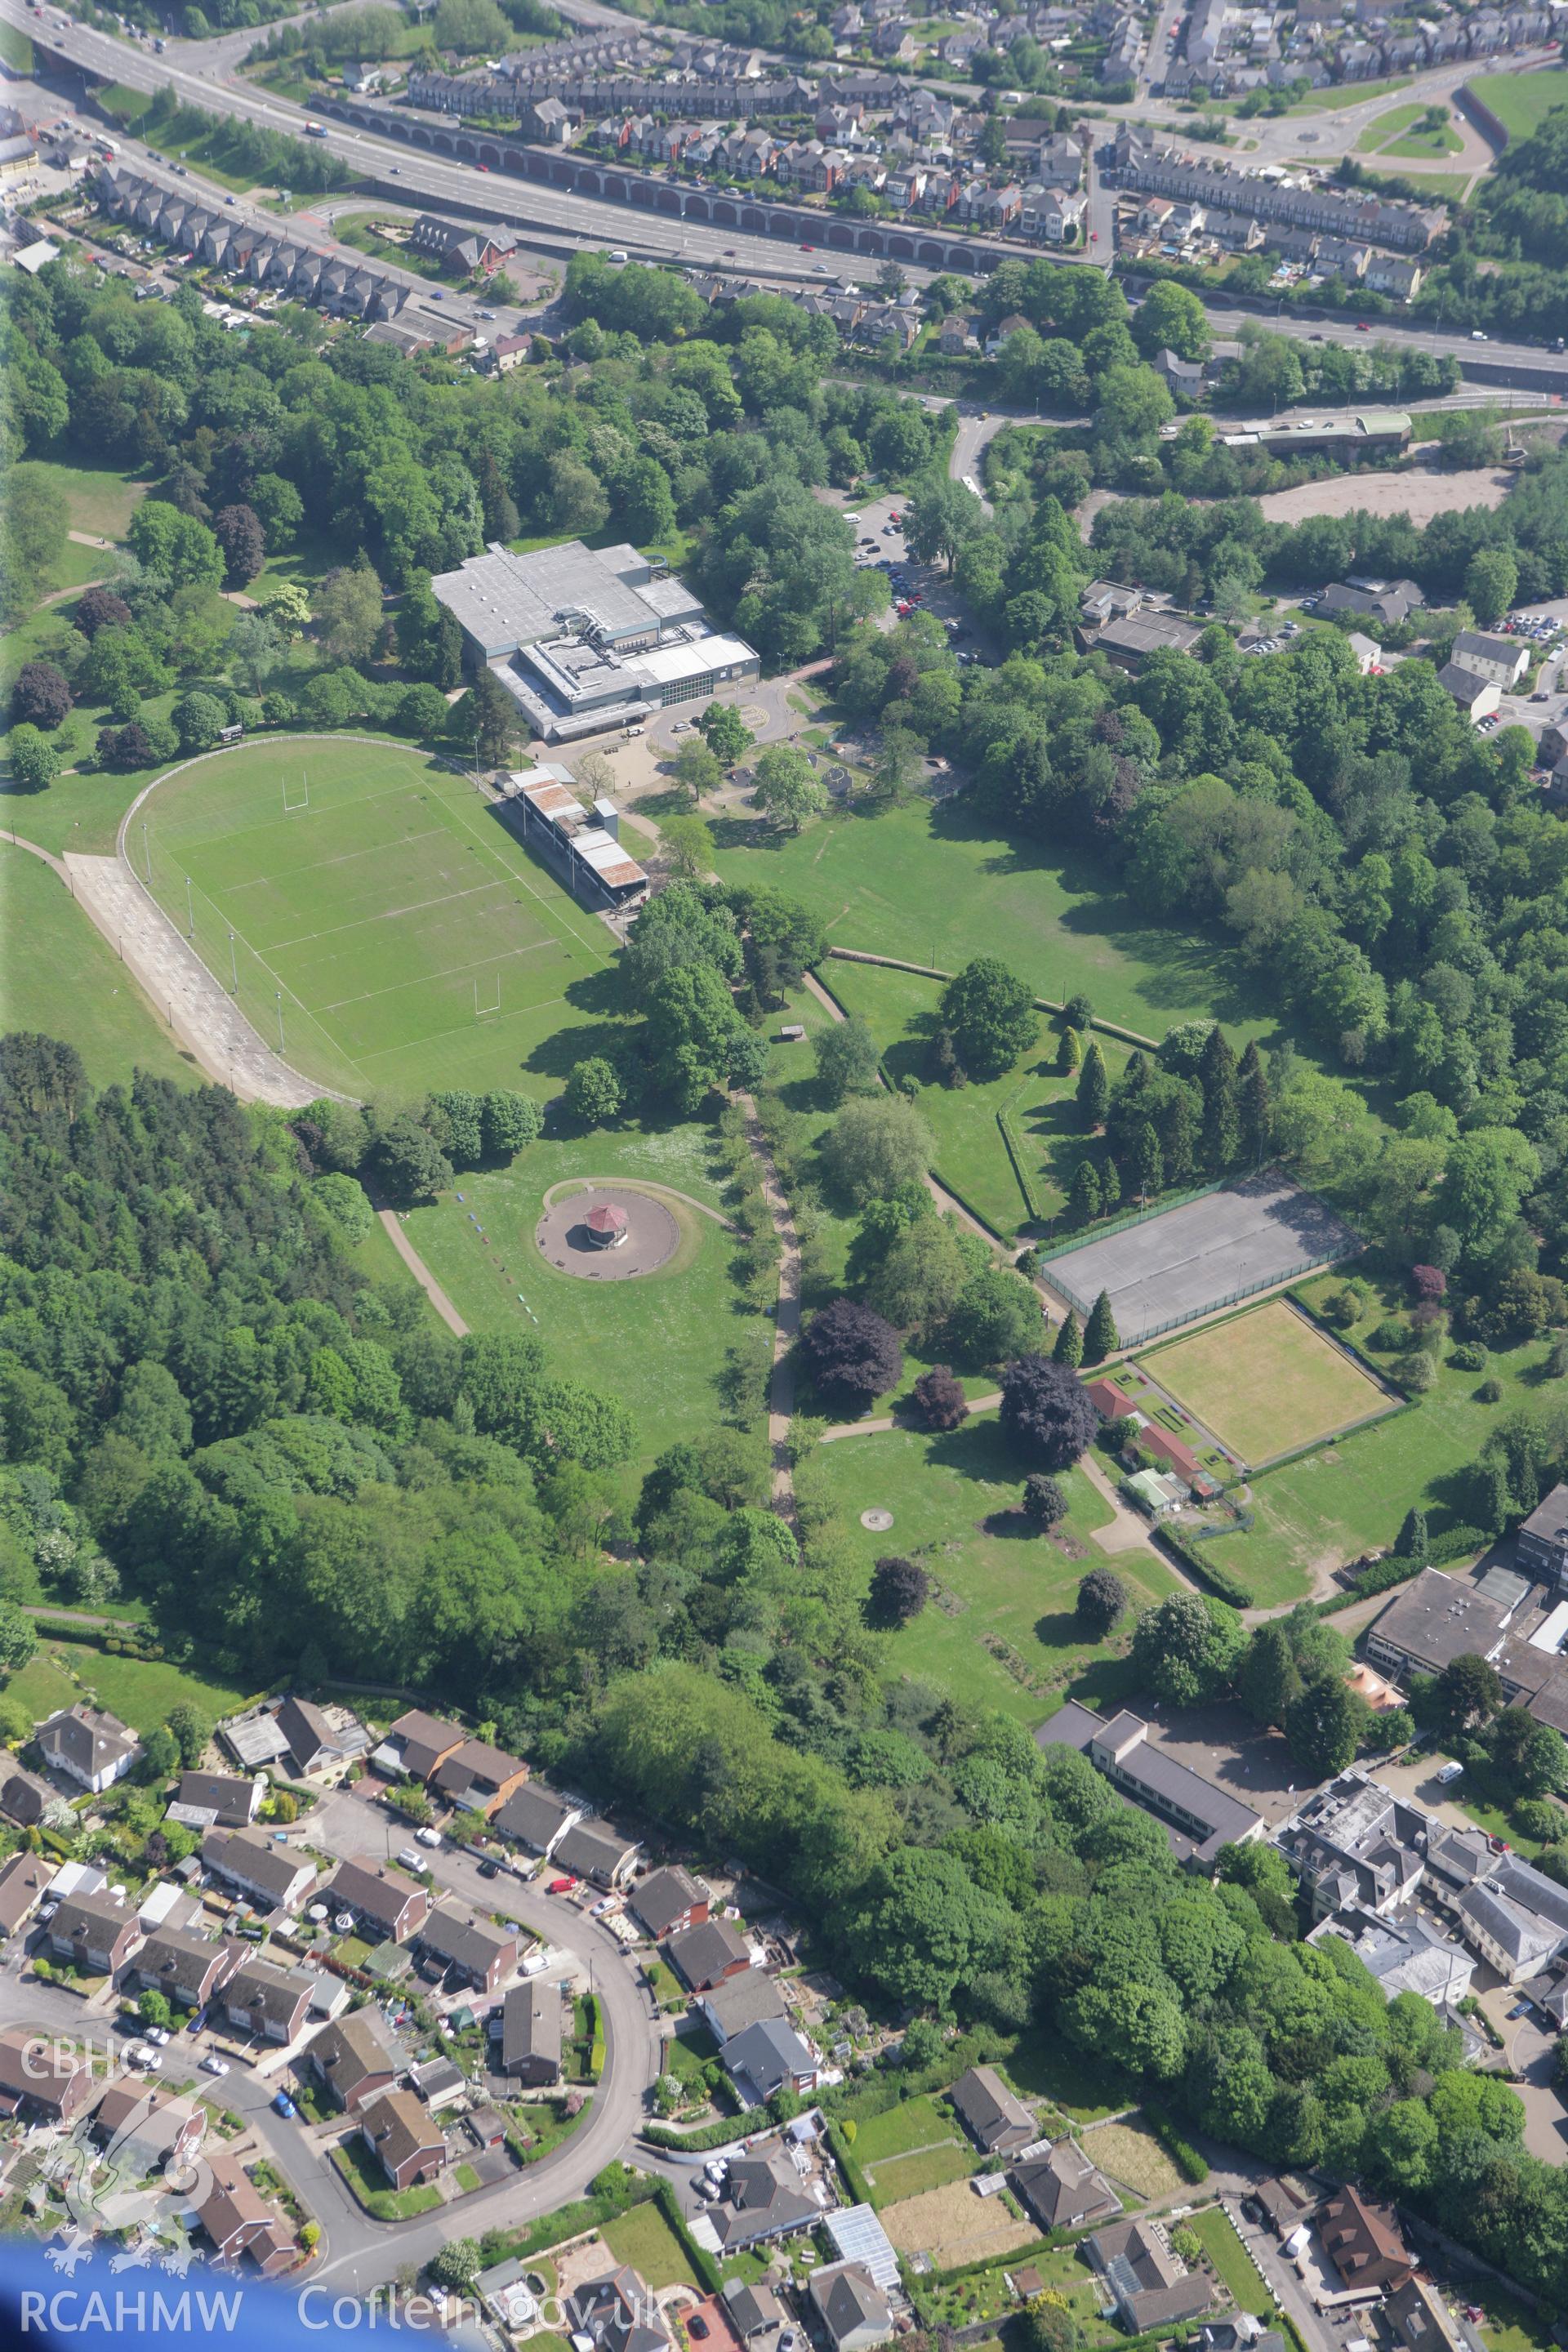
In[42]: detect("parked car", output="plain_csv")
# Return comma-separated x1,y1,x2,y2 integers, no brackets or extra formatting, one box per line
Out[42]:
548,1876,577,1894
397,1846,425,1871
415,1826,441,1848
479,1858,500,1879
272,2092,298,2118
202,2056,230,2077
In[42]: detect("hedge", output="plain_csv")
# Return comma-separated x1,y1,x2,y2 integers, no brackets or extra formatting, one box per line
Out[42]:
1153,1526,1253,1609
1143,2101,1208,2184
654,2180,723,2297
826,2118,873,2209
485,2166,657,2263
640,2113,758,2154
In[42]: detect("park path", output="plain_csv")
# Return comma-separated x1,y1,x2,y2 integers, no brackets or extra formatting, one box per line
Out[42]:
376,1209,470,1337
734,1089,802,1520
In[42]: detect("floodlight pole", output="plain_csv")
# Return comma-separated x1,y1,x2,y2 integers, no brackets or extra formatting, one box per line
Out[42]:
185,876,195,939
275,991,284,1053
228,930,238,993
142,821,152,885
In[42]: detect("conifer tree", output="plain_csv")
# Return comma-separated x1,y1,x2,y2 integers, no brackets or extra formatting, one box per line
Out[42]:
1085,1290,1120,1363
1069,1158,1102,1224
1239,1038,1271,1165
1077,1039,1109,1128
1200,1024,1240,1173
1056,1025,1081,1076
1053,1309,1083,1367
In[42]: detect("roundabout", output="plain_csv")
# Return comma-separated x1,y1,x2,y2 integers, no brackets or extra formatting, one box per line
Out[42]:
534,1183,684,1280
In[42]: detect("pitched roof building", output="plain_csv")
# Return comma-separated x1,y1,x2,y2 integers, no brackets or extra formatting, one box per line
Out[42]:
493,1782,581,1855
430,1737,529,1816
201,1829,317,1915
667,1918,751,1993
1013,2141,1120,2231
809,2265,894,2352
325,1859,431,1945
698,1968,787,2043
173,1770,261,1830
0,2028,91,2121
415,1903,519,1993
221,1956,318,2044
361,2087,446,2190
376,1710,467,1781
628,1865,708,1939
305,2008,399,2112
949,2064,1036,2154
37,1704,140,1792
48,1891,140,1977
95,2081,207,2174
1318,2184,1414,2291
711,2146,822,2247
495,1980,563,2083
1086,2217,1217,2331
131,1924,234,2011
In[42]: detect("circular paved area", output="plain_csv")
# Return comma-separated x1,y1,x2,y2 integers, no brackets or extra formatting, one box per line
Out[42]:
535,1184,681,1280
861,1508,894,1532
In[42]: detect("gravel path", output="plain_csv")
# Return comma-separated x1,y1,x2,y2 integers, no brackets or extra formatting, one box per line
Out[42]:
64,852,324,1107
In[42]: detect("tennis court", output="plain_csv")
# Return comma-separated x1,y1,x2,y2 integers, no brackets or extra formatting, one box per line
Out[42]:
1043,1172,1360,1343
136,738,613,1100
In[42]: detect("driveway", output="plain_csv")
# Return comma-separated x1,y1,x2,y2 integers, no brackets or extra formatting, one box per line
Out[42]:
1475,1984,1568,2162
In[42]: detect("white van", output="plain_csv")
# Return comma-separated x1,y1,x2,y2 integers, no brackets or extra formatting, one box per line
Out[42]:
609,249,629,264
1436,1761,1464,1784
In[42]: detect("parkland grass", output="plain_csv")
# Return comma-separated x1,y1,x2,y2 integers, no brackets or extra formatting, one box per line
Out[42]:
0,844,197,1091
710,798,1282,1050
1138,1299,1395,1467
19,457,149,544
139,739,617,1101
401,1128,746,1470
796,1418,1183,1722
1199,1269,1551,1596
1469,65,1568,139
822,960,1133,1236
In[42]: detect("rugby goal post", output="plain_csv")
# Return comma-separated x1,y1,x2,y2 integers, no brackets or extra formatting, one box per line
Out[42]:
474,976,501,1018
283,773,310,813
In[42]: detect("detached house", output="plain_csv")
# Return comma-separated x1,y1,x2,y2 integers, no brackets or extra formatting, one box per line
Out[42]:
38,1704,140,1793
361,2088,446,2192
629,1865,708,1940
305,2009,399,2114
667,1918,751,1993
494,1980,563,2084
173,1771,261,1831
192,2151,295,2274
495,1782,581,1857
373,1710,466,1784
949,2065,1036,2154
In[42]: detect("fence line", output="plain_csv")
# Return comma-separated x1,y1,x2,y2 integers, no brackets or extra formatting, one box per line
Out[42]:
1050,1241,1362,1342
823,946,1164,1051
1037,1178,1227,1266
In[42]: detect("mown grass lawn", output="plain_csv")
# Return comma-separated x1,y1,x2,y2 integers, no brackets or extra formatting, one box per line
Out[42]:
6,1640,256,1740
822,959,1134,1237
795,1418,1181,1722
0,844,198,1091
602,2200,701,2290
1185,2206,1273,2316
20,457,150,544
402,1123,746,1472
710,797,1282,1049
1469,65,1568,138
1199,1269,1551,1596
868,2142,976,2206
330,2138,441,2222
854,2094,957,2164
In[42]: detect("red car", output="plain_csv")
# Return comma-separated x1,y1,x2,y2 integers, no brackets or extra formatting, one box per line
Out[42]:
548,1876,577,1894
803,243,815,251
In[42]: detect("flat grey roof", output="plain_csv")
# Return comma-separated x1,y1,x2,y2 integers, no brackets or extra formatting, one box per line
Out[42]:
431,539,701,657
1369,1569,1510,1672
1043,1172,1361,1343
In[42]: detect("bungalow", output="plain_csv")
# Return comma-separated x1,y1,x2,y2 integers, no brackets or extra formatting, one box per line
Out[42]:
201,1829,317,1916
305,2009,400,2114
494,1781,581,1857
1013,2142,1120,2231
191,2150,295,2274
414,1903,519,1994
628,1864,708,1940
0,2028,91,2123
667,1918,752,1993
221,1956,317,2045
949,2064,1036,2154
132,1925,234,2012
275,1695,357,1781
172,1771,261,1831
725,2282,790,2344
710,2146,821,2248
430,1737,529,1818
374,1710,466,1784
494,1980,563,2084
325,1859,431,1945
809,2265,894,2352
361,2087,446,2192
38,1704,140,1793
724,2016,820,2108
0,1852,51,1937
48,1891,140,1978
1085,2217,1216,2332
95,2080,207,2176
555,1821,640,1887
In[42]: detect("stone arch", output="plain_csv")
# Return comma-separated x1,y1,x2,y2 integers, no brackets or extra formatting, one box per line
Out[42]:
951,248,978,272
433,131,456,156
685,192,711,222
477,142,501,168
738,205,763,231
654,185,681,215
889,233,915,260
630,180,655,208
826,220,853,249
410,122,434,148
